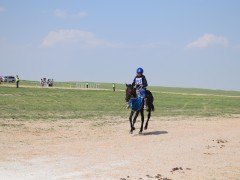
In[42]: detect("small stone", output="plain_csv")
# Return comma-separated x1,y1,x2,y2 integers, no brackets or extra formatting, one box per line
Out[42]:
172,167,179,171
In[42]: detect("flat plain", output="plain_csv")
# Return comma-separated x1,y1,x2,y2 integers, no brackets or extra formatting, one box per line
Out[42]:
0,83,240,179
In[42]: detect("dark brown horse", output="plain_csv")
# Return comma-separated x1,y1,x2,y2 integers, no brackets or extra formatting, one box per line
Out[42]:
125,84,154,134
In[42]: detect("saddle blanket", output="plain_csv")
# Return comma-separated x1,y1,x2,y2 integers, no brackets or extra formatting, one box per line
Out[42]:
129,95,143,112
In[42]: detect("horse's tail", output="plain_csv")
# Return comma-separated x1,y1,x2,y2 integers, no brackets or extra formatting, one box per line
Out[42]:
147,103,154,112
151,104,155,112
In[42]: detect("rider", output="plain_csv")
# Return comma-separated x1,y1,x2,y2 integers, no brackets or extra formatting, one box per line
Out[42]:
132,67,148,109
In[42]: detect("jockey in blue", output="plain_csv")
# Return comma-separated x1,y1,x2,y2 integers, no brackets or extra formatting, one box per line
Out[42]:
132,67,148,109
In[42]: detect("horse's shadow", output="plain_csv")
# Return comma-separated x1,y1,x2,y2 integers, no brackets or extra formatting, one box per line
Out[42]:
142,131,168,136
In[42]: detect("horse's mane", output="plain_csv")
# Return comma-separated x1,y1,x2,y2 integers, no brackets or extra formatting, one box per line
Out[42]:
131,87,137,98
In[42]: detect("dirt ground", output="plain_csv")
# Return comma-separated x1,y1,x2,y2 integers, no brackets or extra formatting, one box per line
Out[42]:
0,117,240,180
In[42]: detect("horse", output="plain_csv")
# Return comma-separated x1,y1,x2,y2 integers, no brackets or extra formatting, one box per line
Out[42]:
125,84,154,134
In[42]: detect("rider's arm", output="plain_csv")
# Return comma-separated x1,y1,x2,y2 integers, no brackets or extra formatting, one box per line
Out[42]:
142,76,148,88
132,77,136,87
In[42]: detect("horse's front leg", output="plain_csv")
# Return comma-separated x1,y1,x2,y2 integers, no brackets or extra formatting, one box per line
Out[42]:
139,109,144,134
133,111,139,128
129,111,135,134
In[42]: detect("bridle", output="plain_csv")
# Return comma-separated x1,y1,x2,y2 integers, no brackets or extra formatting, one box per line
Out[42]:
125,85,136,102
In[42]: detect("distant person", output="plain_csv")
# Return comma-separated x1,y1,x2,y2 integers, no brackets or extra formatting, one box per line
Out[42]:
16,75,20,88
40,79,44,87
113,83,116,92
86,82,89,88
49,79,51,87
132,67,148,109
47,79,50,87
49,79,53,87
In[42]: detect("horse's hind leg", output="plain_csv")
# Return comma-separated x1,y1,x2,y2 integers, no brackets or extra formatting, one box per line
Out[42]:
144,110,151,130
139,109,144,134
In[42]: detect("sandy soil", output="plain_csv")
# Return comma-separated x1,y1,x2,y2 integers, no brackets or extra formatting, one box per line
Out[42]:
0,117,240,180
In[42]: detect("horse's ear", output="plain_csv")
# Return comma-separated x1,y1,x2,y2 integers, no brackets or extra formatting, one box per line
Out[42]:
126,83,128,87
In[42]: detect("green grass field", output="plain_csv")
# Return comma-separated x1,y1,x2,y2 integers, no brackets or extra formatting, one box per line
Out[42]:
1,81,240,120
3,80,240,96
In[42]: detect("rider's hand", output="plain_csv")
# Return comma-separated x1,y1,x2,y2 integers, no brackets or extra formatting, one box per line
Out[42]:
140,84,143,88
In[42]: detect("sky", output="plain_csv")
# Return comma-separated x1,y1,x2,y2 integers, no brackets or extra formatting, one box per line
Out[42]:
0,0,240,90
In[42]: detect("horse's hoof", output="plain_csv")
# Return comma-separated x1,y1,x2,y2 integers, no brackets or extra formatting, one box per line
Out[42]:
130,130,133,134
144,126,148,130
132,127,135,130
139,131,142,135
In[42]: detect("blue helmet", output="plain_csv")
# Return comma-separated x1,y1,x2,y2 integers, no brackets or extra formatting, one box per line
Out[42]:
136,67,144,74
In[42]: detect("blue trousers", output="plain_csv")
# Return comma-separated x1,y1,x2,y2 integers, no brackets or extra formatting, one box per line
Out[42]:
138,88,145,98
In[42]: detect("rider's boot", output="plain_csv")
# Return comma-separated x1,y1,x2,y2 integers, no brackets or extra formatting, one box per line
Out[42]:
144,98,148,110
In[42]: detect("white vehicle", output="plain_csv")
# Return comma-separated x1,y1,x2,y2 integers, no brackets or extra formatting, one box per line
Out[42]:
3,76,16,82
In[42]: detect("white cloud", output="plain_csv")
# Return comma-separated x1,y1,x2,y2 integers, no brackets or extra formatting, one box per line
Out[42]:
53,9,68,18
0,6,6,13
41,29,121,48
53,9,87,19
186,34,228,49
76,11,87,17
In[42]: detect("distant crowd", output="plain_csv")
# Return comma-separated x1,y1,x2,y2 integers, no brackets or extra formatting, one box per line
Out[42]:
40,78,54,87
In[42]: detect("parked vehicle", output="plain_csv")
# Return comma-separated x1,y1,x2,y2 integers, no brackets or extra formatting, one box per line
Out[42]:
3,76,16,82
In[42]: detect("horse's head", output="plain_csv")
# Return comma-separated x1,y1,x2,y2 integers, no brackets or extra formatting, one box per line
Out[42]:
125,84,136,102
